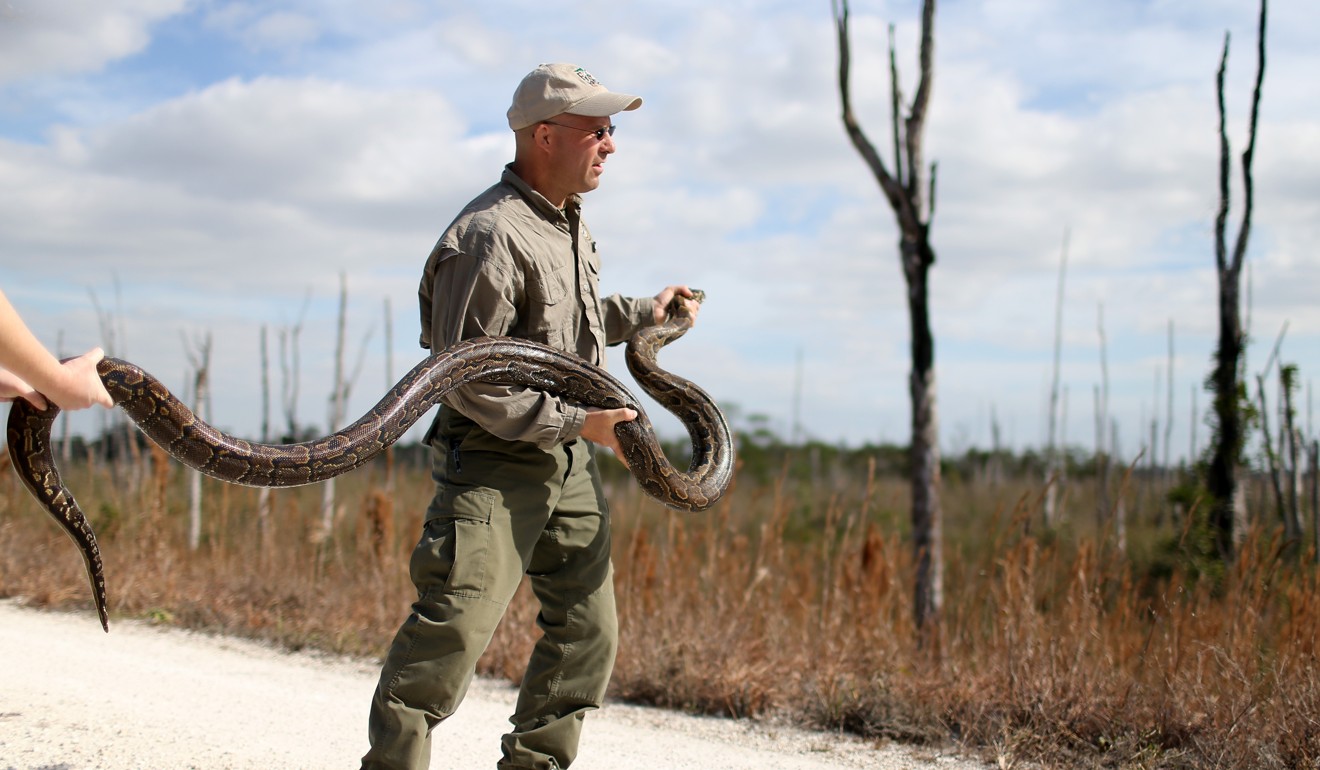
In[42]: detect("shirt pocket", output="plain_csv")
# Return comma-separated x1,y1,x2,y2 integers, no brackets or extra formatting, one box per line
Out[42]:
523,257,574,349
527,262,570,305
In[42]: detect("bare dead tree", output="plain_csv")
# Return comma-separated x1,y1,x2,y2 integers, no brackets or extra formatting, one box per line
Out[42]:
986,405,1003,487
1257,371,1286,534
1044,228,1069,527
278,291,311,442
363,295,399,564
260,324,272,444
1281,363,1302,544
1095,303,1112,529
1111,420,1127,556
318,274,350,541
1254,323,1298,545
1205,0,1267,563
1061,385,1069,470
1310,438,1319,565
88,282,138,478
1164,321,1176,475
86,289,114,458
1301,374,1314,558
87,291,113,463
1163,321,1177,524
183,330,213,551
832,0,943,640
257,325,273,541
1149,367,1160,518
318,271,374,541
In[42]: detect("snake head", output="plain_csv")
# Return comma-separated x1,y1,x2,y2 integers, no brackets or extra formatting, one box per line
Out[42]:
665,288,704,326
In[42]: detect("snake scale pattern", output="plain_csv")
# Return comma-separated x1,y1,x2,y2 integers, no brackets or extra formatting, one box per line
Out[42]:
5,293,732,631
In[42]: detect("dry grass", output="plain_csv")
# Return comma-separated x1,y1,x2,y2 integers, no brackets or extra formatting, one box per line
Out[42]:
2,447,1318,769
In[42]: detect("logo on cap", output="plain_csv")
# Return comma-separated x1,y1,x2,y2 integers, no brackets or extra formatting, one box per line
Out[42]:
574,67,602,88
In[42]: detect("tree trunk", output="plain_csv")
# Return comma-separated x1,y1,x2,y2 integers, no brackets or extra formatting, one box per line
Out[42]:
184,331,213,552
1164,321,1176,478
1310,439,1318,564
1111,420,1126,556
1207,275,1245,560
1095,304,1112,532
1256,371,1292,541
319,273,350,541
1044,229,1069,527
907,244,942,632
1281,366,1302,544
279,291,311,443
257,325,273,549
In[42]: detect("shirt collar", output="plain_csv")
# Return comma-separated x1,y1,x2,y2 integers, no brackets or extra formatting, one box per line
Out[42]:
501,165,582,224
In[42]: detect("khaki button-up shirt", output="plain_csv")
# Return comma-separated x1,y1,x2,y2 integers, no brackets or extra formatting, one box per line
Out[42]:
418,166,654,449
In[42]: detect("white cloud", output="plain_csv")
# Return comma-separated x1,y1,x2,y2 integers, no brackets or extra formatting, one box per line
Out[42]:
0,0,184,84
246,11,319,50
0,76,512,289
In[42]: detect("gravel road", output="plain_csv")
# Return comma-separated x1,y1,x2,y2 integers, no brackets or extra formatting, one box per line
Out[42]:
0,600,989,769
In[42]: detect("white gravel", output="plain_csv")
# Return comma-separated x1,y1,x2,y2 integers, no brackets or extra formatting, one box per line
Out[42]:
0,599,990,769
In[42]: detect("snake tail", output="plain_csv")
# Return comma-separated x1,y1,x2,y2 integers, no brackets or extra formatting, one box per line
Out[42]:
5,401,111,632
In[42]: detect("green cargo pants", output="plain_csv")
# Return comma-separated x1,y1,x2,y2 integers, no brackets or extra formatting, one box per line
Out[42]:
362,410,618,770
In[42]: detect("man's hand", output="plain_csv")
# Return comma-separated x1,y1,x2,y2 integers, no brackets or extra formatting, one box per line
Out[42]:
651,285,700,325
579,406,638,466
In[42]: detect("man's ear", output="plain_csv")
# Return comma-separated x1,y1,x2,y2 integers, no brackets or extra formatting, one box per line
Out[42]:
533,123,555,151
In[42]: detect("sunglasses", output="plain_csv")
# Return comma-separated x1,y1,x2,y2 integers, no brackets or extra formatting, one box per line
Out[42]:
542,121,617,141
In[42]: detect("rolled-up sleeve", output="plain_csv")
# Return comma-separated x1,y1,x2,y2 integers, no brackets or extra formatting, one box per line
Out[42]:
601,293,654,346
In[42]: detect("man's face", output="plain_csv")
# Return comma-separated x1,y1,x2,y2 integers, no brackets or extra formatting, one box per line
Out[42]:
541,113,617,197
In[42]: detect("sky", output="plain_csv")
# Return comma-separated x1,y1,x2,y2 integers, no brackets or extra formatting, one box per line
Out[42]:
1,0,1317,465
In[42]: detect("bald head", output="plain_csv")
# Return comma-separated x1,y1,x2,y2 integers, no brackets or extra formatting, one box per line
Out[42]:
510,113,619,209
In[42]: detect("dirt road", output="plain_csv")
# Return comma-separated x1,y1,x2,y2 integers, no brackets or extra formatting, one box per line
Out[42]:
0,600,987,769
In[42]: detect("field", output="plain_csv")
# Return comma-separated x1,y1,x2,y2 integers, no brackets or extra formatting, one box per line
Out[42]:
1,439,1318,769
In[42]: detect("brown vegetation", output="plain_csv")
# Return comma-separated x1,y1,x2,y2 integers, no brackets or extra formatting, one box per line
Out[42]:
2,446,1318,769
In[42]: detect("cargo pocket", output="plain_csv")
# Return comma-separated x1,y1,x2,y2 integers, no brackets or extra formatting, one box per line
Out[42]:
417,488,496,598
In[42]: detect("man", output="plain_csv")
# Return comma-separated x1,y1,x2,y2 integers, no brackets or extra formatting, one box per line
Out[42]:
362,63,699,770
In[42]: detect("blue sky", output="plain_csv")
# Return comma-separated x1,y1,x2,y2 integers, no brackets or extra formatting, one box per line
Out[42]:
1,0,1317,465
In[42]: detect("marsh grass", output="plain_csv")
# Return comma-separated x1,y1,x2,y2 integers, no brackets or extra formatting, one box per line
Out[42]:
1,446,1317,769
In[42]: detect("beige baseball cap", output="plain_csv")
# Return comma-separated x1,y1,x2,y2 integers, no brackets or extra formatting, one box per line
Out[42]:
507,63,642,131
